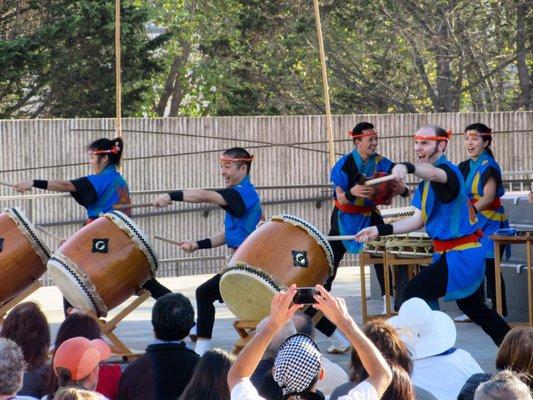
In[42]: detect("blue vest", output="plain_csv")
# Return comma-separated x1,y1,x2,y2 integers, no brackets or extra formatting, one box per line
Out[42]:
331,150,393,253
463,152,509,258
412,155,484,301
86,165,130,219
224,176,262,249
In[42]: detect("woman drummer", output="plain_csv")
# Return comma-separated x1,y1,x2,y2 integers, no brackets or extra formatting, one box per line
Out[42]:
13,137,171,306
458,123,509,316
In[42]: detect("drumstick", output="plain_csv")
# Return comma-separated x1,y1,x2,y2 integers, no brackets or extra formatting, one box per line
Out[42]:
0,180,13,188
154,235,182,246
113,203,152,210
325,235,357,241
363,174,396,186
35,226,64,244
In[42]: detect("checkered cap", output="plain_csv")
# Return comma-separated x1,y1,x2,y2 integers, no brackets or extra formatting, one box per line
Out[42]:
273,334,322,396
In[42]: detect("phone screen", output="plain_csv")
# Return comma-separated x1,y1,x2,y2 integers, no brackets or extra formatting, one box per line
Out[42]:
293,287,318,304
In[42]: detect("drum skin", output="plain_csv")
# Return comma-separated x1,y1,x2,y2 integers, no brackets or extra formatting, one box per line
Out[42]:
48,212,154,317
220,215,333,321
0,209,49,304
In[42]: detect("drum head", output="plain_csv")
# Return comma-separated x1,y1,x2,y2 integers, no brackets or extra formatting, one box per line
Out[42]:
220,264,281,321
47,253,107,317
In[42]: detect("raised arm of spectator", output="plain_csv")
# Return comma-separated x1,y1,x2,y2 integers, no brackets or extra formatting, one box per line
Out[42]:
227,285,302,391
313,285,392,398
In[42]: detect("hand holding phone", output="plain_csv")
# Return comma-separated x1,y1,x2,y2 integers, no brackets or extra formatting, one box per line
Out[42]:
293,287,318,304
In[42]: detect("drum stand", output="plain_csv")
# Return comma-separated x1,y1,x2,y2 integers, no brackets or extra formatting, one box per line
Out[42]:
78,289,151,361
232,320,258,354
0,281,42,324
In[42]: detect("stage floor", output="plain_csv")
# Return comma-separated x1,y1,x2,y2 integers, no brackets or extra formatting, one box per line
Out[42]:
26,266,498,372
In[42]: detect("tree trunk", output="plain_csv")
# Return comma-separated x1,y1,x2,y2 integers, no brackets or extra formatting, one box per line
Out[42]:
515,0,532,110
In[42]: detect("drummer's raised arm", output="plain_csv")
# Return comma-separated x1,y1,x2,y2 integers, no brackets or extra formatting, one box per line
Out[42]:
153,189,227,208
14,179,77,193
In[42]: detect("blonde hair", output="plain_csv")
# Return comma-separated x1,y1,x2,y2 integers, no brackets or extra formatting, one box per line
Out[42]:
53,387,101,400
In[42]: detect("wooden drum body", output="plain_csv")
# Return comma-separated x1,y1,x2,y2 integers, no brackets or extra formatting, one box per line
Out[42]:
220,214,334,321
0,208,50,304
47,211,158,317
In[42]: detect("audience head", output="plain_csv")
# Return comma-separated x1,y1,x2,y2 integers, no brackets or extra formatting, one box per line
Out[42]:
496,327,533,380
273,334,323,399
291,312,315,338
53,387,102,400
257,317,296,359
0,301,50,371
179,349,235,400
474,370,532,400
152,292,195,341
349,320,415,400
55,313,102,347
0,338,26,397
388,297,455,360
53,337,111,392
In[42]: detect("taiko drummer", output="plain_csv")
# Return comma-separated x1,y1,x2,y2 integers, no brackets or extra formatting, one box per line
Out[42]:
152,147,262,356
13,137,172,307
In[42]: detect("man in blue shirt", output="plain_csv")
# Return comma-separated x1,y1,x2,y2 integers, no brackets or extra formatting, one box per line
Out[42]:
355,125,510,346
153,147,262,355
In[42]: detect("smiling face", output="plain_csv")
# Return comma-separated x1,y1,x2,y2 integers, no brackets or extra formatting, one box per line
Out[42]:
220,160,247,188
414,127,447,164
88,152,108,174
354,131,378,159
464,130,488,159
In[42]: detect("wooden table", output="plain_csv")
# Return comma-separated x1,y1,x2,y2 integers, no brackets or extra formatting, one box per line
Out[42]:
491,234,533,327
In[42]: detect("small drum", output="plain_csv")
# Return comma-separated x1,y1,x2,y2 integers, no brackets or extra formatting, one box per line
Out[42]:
220,214,334,321
47,211,158,317
365,232,433,258
0,208,50,304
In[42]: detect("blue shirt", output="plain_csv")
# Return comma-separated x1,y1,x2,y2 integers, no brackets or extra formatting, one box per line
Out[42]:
70,165,131,219
220,176,262,249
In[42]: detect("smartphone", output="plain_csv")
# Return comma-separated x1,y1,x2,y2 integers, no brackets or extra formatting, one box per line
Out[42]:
293,287,318,304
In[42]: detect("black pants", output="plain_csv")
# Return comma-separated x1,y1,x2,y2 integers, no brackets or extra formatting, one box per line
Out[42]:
485,257,508,316
63,277,171,316
196,273,223,339
402,253,510,346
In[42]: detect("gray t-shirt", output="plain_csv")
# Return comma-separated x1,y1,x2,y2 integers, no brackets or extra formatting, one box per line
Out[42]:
330,381,437,400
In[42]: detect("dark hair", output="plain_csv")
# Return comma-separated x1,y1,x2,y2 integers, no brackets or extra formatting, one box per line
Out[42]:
88,137,124,166
152,293,195,341
292,312,315,338
179,349,235,400
350,320,415,399
0,302,50,371
351,122,375,145
54,367,92,398
496,327,533,386
45,314,102,397
222,147,253,175
465,123,494,158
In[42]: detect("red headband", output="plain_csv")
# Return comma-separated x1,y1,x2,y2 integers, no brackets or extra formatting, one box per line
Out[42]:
220,155,254,163
348,130,378,139
92,145,121,155
465,131,492,138
414,129,452,141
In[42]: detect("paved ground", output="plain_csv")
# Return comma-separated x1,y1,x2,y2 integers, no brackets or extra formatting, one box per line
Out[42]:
25,266,498,373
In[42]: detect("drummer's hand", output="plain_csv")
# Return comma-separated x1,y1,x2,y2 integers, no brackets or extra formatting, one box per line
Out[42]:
392,164,408,181
354,226,378,242
335,187,349,205
153,194,172,208
266,285,302,332
13,180,33,193
178,240,198,253
350,184,373,198
312,285,353,330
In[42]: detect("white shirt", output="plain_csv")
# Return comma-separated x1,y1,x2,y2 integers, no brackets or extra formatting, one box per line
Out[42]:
231,378,378,400
411,349,483,400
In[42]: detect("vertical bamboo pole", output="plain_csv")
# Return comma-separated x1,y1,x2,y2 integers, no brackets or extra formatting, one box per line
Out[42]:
312,0,335,170
115,0,122,139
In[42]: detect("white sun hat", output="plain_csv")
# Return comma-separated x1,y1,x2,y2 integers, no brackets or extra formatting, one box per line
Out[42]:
388,297,456,360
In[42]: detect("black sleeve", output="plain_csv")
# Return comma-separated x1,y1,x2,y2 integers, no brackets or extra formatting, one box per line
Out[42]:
430,165,460,204
69,177,97,207
480,166,502,188
457,160,470,180
215,188,246,217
